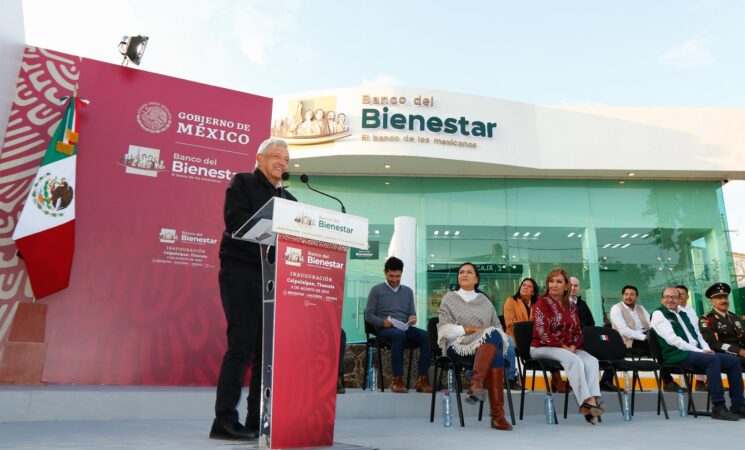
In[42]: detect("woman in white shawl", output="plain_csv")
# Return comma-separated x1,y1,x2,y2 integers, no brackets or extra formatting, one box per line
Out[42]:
437,262,512,431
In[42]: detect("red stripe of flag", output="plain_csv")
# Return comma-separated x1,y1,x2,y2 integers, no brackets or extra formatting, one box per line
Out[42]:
15,220,75,299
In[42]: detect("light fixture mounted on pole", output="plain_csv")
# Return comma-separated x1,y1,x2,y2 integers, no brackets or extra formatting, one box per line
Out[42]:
118,35,149,66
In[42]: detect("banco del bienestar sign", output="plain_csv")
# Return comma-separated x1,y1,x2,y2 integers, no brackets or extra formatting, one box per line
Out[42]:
360,95,497,146
269,87,501,151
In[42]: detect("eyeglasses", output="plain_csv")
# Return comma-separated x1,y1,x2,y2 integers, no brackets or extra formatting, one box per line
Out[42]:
662,295,680,300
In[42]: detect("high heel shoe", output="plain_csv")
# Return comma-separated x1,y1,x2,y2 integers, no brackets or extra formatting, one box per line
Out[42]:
580,401,603,424
594,397,606,414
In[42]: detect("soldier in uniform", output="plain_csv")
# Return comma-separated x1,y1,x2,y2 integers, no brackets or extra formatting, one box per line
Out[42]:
699,282,745,369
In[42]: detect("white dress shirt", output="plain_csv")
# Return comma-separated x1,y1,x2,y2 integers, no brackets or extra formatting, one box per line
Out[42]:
610,302,649,342
650,307,710,353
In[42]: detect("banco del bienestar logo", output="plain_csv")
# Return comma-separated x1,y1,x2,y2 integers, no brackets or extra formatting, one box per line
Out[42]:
137,102,172,134
119,145,165,178
32,173,74,217
293,212,316,227
159,228,178,243
284,246,304,267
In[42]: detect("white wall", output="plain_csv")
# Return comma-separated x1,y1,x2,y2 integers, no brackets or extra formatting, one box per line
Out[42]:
273,87,745,180
0,0,25,147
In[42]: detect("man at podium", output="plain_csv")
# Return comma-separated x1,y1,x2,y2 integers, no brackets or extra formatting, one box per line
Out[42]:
210,138,295,441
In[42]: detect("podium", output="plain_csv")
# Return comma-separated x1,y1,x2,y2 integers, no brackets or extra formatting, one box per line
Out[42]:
233,197,368,449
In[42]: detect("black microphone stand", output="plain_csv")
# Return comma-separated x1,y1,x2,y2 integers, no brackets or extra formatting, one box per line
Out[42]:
299,174,346,213
279,172,289,199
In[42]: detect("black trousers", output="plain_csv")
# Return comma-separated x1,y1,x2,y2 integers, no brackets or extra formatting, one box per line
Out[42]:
214,265,263,427
339,328,347,376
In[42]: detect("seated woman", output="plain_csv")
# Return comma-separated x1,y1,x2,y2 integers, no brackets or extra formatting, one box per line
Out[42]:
503,277,538,338
530,268,603,424
503,277,566,392
437,262,512,431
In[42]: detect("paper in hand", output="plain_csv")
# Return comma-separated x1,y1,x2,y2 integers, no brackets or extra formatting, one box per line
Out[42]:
389,316,409,331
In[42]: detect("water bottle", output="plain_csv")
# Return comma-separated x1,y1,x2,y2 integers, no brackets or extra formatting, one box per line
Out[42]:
442,389,453,427
622,390,632,421
624,371,632,391
447,368,455,393
366,351,376,391
369,365,378,392
544,392,556,424
677,389,687,417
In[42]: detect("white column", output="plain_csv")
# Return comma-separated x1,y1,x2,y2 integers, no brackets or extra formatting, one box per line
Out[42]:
388,216,417,295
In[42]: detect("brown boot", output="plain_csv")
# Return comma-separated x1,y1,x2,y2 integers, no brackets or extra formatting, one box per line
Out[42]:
551,371,567,393
390,375,407,393
487,368,513,430
466,343,498,404
415,374,433,393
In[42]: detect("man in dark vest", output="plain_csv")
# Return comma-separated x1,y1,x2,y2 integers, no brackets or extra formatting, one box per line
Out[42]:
699,282,745,369
651,286,745,420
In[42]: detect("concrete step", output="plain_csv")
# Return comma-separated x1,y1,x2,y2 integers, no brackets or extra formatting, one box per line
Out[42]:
0,385,713,422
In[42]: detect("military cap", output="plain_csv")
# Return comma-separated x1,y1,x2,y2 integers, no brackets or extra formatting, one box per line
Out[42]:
705,282,731,299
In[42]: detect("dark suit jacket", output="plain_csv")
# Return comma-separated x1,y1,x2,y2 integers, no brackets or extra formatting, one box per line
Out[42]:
576,296,596,327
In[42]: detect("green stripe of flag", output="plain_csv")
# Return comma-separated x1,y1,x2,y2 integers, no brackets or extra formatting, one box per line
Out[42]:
41,99,76,167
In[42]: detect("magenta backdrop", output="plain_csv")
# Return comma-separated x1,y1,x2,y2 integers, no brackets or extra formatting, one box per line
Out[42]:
0,47,273,386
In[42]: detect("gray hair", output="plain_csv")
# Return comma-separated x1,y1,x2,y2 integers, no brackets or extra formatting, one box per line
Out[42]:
255,138,288,168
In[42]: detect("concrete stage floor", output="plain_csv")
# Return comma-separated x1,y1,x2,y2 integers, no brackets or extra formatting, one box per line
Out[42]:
1,386,742,449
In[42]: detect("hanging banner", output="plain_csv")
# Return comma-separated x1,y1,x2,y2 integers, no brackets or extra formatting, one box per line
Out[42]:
270,234,346,448
1,47,273,385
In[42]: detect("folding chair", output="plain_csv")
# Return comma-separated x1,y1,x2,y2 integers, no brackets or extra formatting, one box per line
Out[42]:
513,321,570,422
582,326,668,418
363,320,415,392
648,328,711,418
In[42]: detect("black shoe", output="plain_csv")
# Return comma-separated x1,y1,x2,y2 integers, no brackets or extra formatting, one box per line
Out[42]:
507,378,522,391
731,404,745,419
663,381,687,392
337,377,346,394
245,417,260,434
711,404,740,421
209,419,258,441
599,381,621,392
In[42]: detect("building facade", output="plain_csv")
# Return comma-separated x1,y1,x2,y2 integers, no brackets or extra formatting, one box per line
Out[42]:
272,87,745,342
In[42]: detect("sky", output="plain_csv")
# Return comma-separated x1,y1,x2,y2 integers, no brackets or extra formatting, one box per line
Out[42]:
19,0,745,251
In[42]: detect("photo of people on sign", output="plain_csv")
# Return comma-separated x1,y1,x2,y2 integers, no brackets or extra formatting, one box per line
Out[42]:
284,246,304,267
270,96,351,146
159,228,177,243
119,145,166,177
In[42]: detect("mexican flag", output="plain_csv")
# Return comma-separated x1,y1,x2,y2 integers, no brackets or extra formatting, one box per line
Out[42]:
12,96,87,299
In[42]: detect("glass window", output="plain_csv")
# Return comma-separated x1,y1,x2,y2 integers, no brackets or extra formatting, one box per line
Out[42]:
302,176,736,342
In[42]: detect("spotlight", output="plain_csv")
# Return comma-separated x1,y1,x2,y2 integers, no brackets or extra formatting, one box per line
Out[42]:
118,35,149,66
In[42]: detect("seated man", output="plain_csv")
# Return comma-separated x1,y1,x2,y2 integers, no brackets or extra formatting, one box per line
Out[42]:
602,285,682,392
570,276,595,328
677,284,707,391
364,256,432,393
699,282,745,369
651,286,745,421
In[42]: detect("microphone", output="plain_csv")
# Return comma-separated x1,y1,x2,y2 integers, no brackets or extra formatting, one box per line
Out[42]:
279,172,289,199
299,174,346,213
